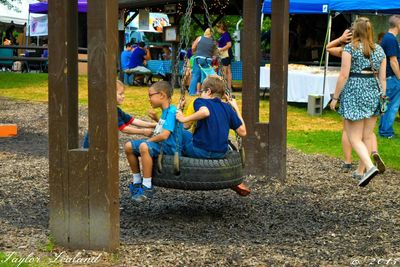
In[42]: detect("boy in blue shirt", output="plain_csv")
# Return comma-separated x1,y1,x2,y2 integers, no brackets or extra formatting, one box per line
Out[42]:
124,81,179,202
177,75,246,158
176,75,250,196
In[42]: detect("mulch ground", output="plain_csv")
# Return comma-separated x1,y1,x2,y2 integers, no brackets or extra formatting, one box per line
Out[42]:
1,97,399,267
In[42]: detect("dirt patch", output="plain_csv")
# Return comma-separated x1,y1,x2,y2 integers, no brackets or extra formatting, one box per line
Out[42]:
1,97,399,266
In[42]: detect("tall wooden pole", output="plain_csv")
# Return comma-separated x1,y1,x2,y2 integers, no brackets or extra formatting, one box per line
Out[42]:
48,0,119,251
242,0,269,175
242,0,288,180
269,0,289,181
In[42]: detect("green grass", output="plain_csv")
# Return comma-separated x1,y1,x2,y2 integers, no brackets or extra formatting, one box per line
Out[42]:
1,72,399,170
39,236,56,253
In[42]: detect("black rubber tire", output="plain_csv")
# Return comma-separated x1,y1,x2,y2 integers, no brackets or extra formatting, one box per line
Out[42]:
152,151,244,190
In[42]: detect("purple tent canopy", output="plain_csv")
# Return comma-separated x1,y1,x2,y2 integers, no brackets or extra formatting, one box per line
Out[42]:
29,0,87,14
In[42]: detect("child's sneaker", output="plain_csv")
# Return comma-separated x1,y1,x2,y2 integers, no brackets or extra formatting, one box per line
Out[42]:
131,185,155,203
230,183,251,196
128,183,141,196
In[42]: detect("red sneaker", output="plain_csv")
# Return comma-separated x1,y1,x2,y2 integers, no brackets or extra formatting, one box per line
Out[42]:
231,183,251,196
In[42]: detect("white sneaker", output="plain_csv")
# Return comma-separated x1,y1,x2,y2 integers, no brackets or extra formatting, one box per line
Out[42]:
358,166,378,187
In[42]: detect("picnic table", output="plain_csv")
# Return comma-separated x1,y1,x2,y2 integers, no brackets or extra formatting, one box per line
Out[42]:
260,65,339,107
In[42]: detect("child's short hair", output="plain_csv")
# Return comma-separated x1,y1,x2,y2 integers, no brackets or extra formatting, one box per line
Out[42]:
150,81,173,98
216,21,228,32
116,79,124,90
201,75,225,97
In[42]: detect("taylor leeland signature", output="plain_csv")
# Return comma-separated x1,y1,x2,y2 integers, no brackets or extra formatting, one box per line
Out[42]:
51,251,102,264
1,251,102,266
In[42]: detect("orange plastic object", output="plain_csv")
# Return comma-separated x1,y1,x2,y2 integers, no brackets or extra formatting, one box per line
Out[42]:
0,124,17,137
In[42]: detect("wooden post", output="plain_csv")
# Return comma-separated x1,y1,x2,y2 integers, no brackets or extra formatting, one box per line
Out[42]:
269,0,289,181
87,0,119,250
48,0,119,251
242,0,269,175
242,0,288,181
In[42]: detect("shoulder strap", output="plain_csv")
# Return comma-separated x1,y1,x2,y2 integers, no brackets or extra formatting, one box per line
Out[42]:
369,56,383,93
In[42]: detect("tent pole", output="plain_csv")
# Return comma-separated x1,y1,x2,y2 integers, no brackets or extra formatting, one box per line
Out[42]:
260,1,264,31
322,13,332,110
26,13,30,46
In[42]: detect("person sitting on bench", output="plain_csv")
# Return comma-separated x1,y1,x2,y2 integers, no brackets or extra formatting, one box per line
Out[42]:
126,41,152,86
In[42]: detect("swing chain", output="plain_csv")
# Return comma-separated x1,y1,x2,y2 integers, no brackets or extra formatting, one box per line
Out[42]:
171,0,194,110
202,0,213,32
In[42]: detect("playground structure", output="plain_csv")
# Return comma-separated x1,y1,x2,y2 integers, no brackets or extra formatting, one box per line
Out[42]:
47,0,289,250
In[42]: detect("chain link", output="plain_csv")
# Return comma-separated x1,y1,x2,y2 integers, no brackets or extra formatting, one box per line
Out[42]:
202,0,213,32
171,0,194,110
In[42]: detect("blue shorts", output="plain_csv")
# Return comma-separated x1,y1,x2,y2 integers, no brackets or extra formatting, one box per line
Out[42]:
181,131,226,159
130,140,175,157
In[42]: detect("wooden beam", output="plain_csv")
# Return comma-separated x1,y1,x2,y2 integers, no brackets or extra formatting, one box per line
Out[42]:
48,0,75,247
87,0,119,251
231,0,243,16
191,14,206,31
68,149,90,248
212,14,225,27
67,0,79,150
242,0,268,175
269,0,289,181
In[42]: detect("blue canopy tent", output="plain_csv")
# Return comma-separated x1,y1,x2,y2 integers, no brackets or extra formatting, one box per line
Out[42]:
329,0,400,14
262,0,329,14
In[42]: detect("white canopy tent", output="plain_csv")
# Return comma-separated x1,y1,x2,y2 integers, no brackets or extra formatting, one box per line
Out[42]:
0,0,39,25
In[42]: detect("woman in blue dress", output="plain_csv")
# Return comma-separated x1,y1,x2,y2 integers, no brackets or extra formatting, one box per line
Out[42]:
330,17,386,187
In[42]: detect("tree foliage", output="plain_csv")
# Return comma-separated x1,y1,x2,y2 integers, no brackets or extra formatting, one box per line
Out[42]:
181,15,243,45
181,14,271,46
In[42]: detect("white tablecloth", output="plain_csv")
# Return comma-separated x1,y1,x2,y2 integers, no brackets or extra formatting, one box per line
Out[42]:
260,66,339,108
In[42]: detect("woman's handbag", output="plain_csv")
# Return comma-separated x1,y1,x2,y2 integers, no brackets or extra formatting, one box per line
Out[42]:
369,58,390,114
219,48,229,59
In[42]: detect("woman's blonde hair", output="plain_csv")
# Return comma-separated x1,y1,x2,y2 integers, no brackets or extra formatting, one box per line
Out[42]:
204,28,212,37
351,17,375,58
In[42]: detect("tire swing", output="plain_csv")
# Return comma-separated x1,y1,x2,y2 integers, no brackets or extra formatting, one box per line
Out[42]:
152,0,245,190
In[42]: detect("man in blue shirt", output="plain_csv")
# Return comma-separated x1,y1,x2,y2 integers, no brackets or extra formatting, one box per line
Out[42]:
121,42,133,85
379,15,400,139
128,42,150,68
127,41,152,85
